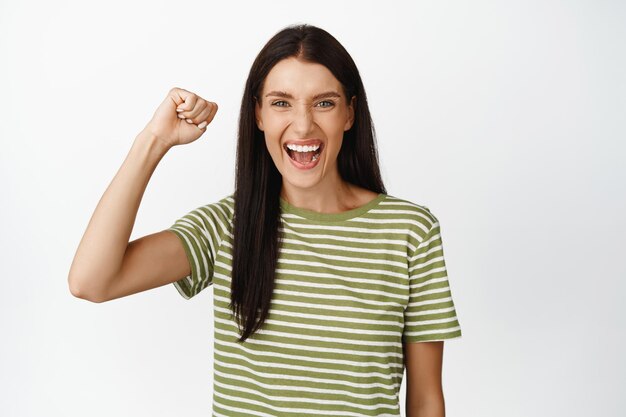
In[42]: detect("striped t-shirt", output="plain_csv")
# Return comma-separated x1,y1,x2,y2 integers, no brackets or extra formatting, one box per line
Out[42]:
167,192,462,417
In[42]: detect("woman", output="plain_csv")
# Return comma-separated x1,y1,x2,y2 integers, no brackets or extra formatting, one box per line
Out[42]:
68,23,462,417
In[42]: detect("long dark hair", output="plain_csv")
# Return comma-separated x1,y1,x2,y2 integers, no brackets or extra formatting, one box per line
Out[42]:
230,23,386,343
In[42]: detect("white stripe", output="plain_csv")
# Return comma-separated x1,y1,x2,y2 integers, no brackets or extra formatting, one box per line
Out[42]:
276,260,407,279
213,317,403,349
213,290,404,318
403,325,462,337
214,304,405,336
404,316,460,327
406,295,454,307
281,216,428,240
222,238,408,257
213,388,401,417
405,305,457,317
280,247,408,268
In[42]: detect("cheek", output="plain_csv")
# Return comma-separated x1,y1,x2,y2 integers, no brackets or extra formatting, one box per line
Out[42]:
262,111,289,129
264,122,287,143
263,118,289,152
328,140,343,159
264,136,281,156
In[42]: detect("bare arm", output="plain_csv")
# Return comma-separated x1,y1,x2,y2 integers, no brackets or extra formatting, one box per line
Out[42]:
67,87,218,303
67,130,172,302
404,341,445,417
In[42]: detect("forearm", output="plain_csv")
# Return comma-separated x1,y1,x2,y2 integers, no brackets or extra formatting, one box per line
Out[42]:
68,129,170,301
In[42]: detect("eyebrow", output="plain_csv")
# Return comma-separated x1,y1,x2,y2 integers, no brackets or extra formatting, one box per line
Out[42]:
264,90,342,100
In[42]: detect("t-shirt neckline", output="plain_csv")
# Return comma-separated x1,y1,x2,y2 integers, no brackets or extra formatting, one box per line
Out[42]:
279,193,387,222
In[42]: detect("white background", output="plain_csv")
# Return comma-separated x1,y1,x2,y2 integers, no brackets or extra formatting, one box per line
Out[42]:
1,0,624,416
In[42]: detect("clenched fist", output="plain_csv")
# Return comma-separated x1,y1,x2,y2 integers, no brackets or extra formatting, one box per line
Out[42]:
143,87,218,148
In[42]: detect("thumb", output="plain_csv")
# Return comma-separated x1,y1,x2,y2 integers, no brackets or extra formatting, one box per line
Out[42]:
170,88,198,112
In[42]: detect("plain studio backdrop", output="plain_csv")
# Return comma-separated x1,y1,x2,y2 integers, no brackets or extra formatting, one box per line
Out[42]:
1,0,624,416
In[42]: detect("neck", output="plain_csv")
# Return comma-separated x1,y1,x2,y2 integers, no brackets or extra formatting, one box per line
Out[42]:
280,172,358,214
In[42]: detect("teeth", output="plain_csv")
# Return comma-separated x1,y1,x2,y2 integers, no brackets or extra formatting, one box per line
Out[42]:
286,143,320,152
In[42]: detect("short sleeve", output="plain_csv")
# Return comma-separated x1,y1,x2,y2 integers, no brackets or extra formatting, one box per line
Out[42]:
167,205,220,299
403,215,462,343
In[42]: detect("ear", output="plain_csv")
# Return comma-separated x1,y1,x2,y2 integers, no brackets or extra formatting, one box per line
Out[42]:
254,97,264,131
344,95,356,131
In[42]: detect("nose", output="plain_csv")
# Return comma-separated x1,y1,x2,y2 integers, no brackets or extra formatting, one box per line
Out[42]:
290,103,315,135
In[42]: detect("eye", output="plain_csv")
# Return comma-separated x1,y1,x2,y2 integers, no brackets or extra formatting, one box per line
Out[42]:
270,100,335,108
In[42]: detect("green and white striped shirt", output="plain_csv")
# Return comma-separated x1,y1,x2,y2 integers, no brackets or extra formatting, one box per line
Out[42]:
167,193,462,416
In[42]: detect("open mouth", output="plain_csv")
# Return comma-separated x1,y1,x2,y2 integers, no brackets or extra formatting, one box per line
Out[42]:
283,142,324,165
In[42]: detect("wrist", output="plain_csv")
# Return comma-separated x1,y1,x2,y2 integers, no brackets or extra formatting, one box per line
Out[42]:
127,130,171,169
135,129,172,156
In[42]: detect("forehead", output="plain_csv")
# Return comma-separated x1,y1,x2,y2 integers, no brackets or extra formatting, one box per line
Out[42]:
262,57,342,97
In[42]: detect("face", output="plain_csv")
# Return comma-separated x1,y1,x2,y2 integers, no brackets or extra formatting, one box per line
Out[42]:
255,57,356,192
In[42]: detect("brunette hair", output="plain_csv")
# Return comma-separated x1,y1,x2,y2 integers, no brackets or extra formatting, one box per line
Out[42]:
231,23,386,342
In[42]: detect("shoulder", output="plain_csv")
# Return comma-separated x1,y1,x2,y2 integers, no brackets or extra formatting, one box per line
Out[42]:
383,194,441,245
179,193,235,232
210,193,235,219
383,194,438,226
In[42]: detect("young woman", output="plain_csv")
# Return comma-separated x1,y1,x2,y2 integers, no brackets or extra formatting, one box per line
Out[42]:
69,23,462,417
